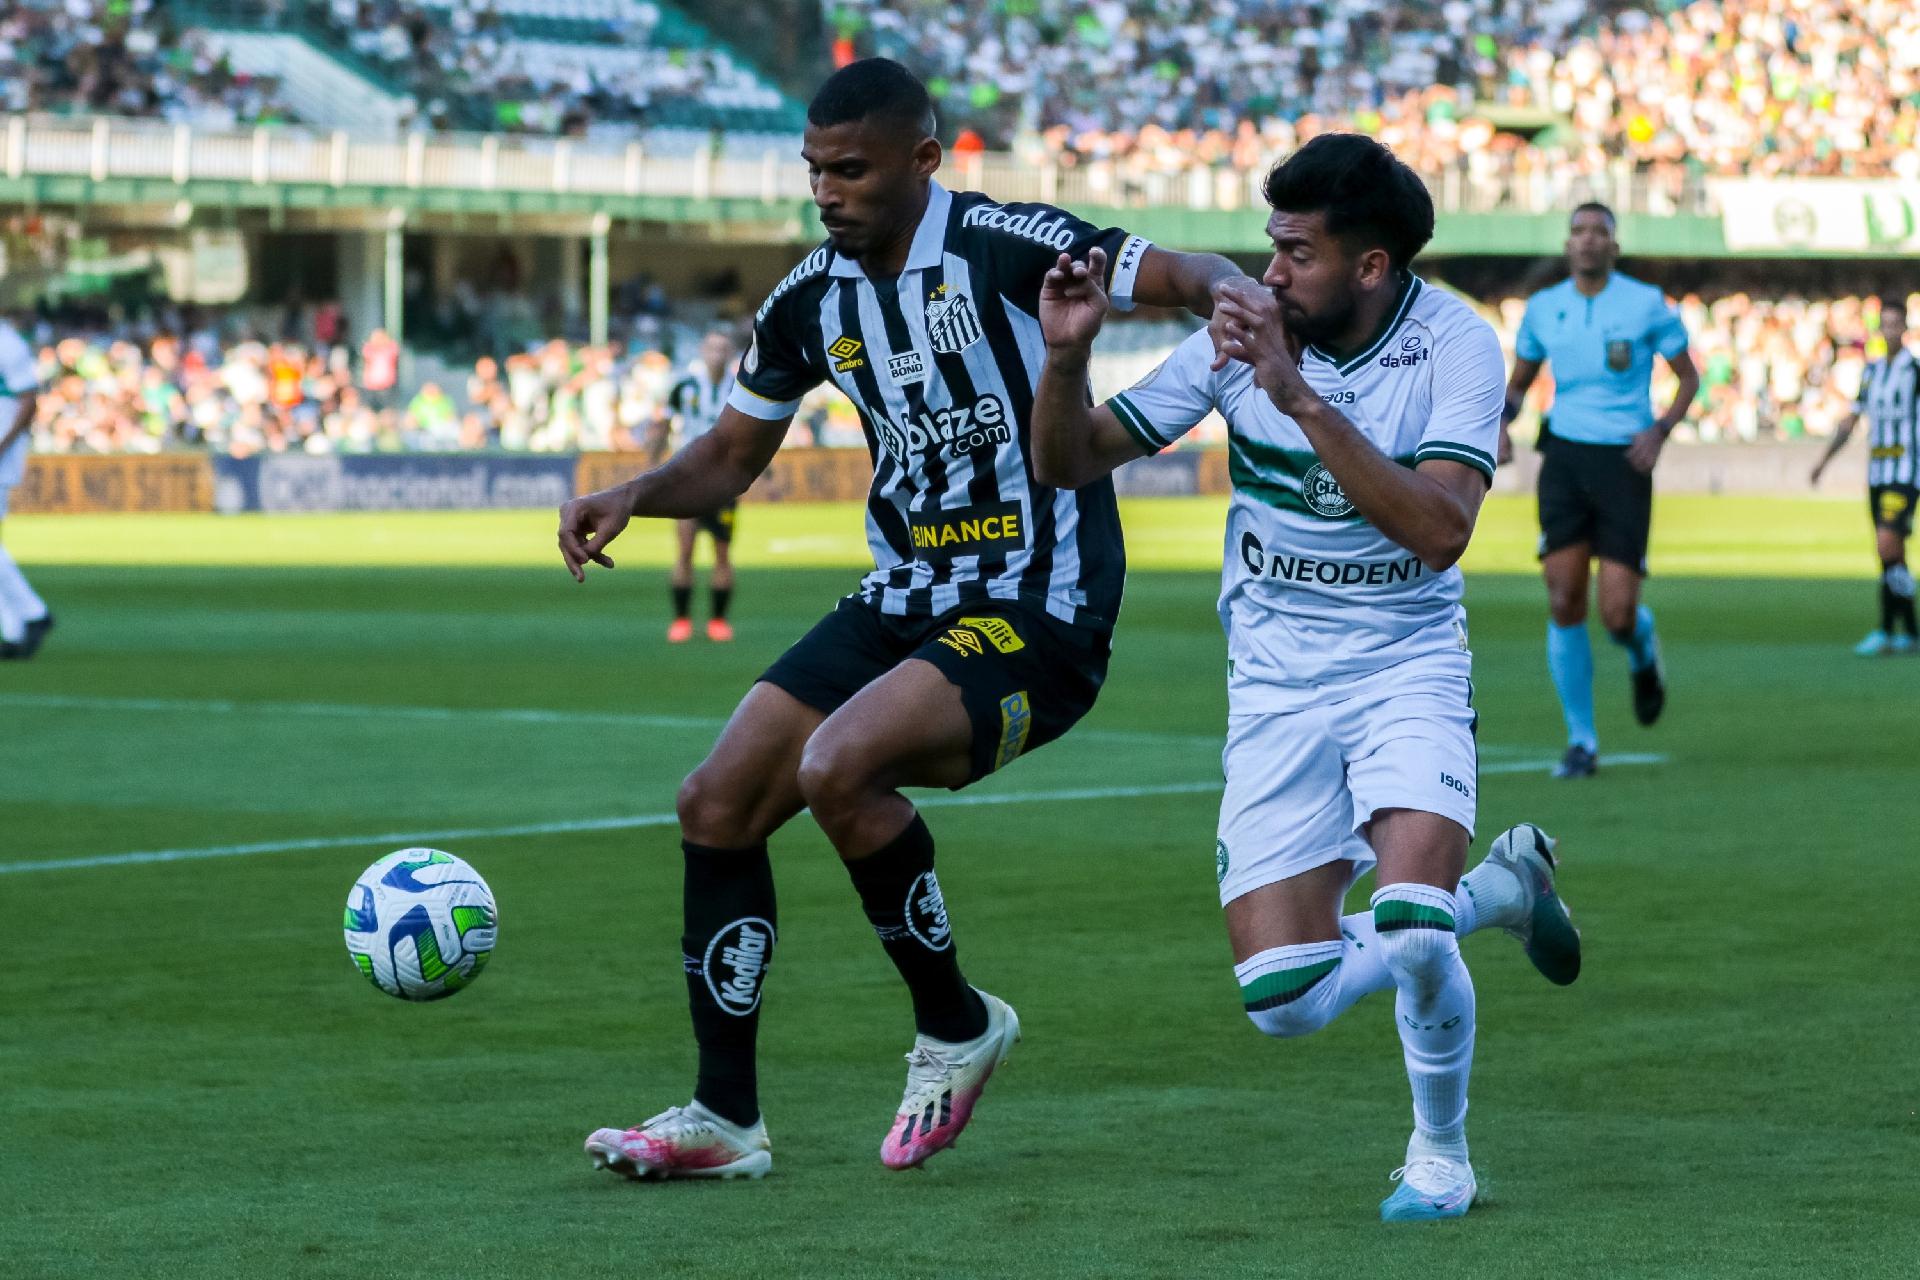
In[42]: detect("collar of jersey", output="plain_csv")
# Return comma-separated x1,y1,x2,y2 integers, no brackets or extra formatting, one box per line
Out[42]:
1305,274,1423,376
828,181,952,279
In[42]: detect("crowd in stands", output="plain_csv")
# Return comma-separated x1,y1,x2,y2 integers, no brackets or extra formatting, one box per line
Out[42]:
19,290,1910,459
0,0,295,127
835,0,1920,183
19,309,861,459
325,0,787,134
11,0,1915,187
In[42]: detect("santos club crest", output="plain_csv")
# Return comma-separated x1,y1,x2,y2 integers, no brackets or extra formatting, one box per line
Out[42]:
927,292,983,354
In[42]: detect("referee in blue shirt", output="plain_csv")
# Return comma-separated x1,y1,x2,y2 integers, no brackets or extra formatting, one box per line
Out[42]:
1500,203,1699,779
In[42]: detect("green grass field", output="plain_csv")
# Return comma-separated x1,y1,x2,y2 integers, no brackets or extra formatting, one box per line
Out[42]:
4,495,1916,1279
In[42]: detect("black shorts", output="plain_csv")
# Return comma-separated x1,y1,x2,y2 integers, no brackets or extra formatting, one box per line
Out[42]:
1871,484,1918,538
760,595,1111,785
692,504,737,545
1537,431,1653,574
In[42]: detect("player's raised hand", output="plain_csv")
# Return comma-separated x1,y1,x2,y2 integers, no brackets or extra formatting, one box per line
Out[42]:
557,486,633,582
1215,292,1318,416
1208,276,1276,372
1039,247,1110,353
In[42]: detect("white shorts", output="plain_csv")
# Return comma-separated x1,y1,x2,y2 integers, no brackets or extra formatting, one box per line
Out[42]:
1215,652,1478,907
0,481,11,521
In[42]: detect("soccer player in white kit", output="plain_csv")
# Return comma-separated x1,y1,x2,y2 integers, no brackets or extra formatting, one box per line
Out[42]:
0,316,51,660
1030,134,1582,1221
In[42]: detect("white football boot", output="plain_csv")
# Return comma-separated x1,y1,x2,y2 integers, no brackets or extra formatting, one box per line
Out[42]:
880,988,1021,1170
1380,1132,1478,1222
585,1101,771,1180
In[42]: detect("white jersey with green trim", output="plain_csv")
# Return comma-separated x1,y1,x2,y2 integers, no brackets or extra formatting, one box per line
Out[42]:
1106,276,1505,703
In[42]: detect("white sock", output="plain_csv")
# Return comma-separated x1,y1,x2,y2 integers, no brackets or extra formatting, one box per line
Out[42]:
0,586,20,643
1455,858,1527,936
1372,884,1476,1151
1234,911,1395,1038
0,544,46,626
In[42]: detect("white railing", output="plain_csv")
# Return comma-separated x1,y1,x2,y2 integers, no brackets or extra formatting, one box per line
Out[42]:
0,114,1719,218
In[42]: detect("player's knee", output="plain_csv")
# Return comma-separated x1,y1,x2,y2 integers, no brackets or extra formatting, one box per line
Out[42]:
1245,994,1334,1040
1547,585,1587,625
1371,885,1462,999
794,735,872,824
1599,600,1636,636
677,766,757,847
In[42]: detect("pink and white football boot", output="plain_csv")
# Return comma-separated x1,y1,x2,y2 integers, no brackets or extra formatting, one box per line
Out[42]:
880,988,1021,1170
585,1101,771,1180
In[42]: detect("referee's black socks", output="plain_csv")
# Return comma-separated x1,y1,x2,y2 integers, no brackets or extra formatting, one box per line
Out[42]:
681,841,776,1127
845,814,989,1044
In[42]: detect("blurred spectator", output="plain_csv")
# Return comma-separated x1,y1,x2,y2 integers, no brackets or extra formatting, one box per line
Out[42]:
23,291,1909,457
0,0,296,127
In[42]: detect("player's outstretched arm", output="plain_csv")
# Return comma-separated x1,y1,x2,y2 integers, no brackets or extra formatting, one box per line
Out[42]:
557,406,786,581
1033,249,1152,490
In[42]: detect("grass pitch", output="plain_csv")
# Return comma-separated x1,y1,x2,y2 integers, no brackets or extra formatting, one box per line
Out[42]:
3,496,1916,1279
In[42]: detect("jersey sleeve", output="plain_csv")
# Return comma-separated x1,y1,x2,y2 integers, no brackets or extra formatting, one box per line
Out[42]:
1414,315,1506,482
1513,296,1546,363
978,201,1153,315
0,328,38,393
727,293,822,422
1103,329,1221,454
1648,294,1690,360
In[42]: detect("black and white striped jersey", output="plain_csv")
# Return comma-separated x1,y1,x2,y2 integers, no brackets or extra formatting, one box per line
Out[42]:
727,180,1151,629
1857,348,1920,487
665,367,731,448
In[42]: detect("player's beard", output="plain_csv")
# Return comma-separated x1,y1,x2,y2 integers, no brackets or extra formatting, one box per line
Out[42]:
1281,292,1357,348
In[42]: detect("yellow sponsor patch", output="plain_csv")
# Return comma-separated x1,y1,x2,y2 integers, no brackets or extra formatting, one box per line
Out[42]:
1880,489,1911,522
958,615,1025,654
994,691,1033,771
937,628,984,657
827,335,865,372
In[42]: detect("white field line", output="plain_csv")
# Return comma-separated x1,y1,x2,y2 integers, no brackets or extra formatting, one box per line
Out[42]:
0,693,1604,757
2,754,1669,877
0,781,1226,875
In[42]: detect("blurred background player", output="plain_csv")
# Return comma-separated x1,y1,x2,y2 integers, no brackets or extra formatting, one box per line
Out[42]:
1500,203,1699,779
1810,297,1919,655
0,314,50,660
648,330,741,643
1031,133,1581,1222
559,58,1252,1182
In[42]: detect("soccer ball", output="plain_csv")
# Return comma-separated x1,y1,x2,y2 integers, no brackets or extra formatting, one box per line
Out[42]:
343,848,498,1000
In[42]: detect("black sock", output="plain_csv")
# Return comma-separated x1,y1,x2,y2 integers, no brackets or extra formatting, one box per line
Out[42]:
1887,565,1919,636
682,841,776,1127
845,815,988,1043
710,585,732,621
671,585,693,620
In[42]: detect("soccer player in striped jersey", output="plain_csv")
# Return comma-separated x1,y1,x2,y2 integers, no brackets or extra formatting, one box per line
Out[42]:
559,58,1260,1181
1030,134,1582,1221
646,329,741,643
1812,296,1920,655
0,315,50,660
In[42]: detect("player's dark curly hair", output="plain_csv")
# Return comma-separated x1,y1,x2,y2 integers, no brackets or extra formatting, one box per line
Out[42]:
808,58,936,142
1262,134,1435,270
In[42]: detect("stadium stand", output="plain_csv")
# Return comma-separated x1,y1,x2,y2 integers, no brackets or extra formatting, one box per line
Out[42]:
23,292,1908,457
839,0,1920,181
0,0,296,127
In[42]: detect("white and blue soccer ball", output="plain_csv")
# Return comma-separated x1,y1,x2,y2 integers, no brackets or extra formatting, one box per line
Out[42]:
343,848,498,1000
